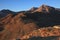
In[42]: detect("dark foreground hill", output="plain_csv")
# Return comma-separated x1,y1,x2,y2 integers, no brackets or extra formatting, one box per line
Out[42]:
0,4,60,40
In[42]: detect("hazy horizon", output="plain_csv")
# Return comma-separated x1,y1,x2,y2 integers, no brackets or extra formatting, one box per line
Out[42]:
0,0,60,11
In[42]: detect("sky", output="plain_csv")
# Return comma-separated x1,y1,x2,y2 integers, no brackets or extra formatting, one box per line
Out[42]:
0,0,60,12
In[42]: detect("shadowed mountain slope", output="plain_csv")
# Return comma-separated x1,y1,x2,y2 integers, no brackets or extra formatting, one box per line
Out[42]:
0,9,16,18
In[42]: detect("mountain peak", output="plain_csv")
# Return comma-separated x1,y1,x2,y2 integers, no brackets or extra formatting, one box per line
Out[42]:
41,4,48,7
33,4,55,13
28,7,38,12
41,4,49,7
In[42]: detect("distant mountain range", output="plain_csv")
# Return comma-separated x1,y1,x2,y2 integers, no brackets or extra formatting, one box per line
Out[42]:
0,4,60,40
0,4,60,18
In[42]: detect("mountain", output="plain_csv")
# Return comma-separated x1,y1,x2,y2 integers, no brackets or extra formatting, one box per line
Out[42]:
33,4,60,14
0,9,16,18
28,7,38,12
0,5,60,40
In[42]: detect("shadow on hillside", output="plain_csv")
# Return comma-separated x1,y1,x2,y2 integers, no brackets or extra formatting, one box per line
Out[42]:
21,12,60,27
0,23,4,32
28,36,60,40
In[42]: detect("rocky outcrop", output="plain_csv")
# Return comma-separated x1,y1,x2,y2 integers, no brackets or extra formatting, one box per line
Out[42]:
21,27,60,40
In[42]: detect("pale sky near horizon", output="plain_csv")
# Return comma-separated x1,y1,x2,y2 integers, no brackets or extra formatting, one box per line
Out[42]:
0,0,60,11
